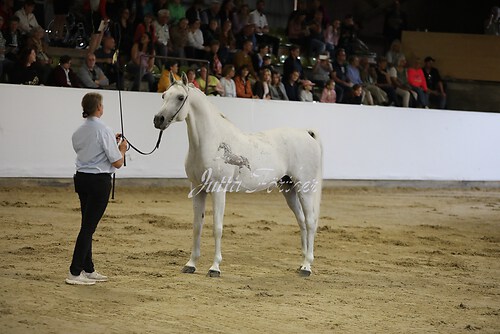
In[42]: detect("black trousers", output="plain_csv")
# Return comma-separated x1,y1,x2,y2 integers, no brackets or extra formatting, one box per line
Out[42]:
70,172,112,276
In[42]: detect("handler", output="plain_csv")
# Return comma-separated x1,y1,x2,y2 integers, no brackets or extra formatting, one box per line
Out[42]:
65,92,127,285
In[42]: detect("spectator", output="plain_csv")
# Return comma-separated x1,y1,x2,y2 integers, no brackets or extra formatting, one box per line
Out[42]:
78,52,109,89
287,10,309,52
331,48,352,102
128,32,156,92
306,9,327,56
201,0,221,29
154,9,171,68
388,55,417,108
323,19,340,57
358,56,389,106
234,64,256,98
219,0,236,24
484,6,500,35
4,15,21,62
374,56,398,106
235,22,257,51
14,0,39,35
311,53,332,86
407,57,429,108
249,0,280,57
299,79,315,102
49,55,81,88
269,71,288,101
186,68,200,89
307,0,330,25
168,0,185,26
253,68,272,100
320,79,336,103
343,83,363,104
186,19,209,59
9,47,40,85
252,43,269,72
0,0,14,23
157,60,180,93
196,65,224,96
385,39,404,68
202,18,220,47
95,36,124,90
206,39,222,77
169,17,189,59
85,0,108,53
185,0,203,25
220,64,236,97
134,13,157,44
283,69,301,101
423,56,447,109
283,44,304,83
112,7,134,65
346,55,374,105
233,39,257,80
25,26,51,85
338,14,359,56
231,3,250,35
0,15,13,82
218,19,237,64
383,0,407,48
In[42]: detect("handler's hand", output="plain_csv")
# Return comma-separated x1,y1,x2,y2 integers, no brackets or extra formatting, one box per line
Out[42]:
118,138,128,153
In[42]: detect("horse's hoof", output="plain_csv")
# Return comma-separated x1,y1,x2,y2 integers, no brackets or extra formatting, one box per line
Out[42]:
298,269,311,277
207,270,221,278
181,266,196,274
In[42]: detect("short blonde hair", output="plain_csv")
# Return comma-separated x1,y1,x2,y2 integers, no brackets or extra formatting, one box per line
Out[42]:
81,92,102,118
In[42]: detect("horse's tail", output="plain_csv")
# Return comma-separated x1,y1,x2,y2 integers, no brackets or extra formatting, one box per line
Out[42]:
307,129,323,225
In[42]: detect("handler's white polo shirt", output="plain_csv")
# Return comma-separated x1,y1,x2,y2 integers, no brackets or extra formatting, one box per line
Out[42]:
72,117,122,174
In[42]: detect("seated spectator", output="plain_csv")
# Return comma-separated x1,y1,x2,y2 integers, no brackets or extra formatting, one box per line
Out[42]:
253,68,272,99
299,79,315,102
331,48,352,103
168,0,186,26
157,60,180,93
185,0,204,25
385,39,404,68
170,17,189,59
219,64,237,97
49,55,81,88
186,68,200,89
95,35,124,90
346,55,374,105
323,19,340,58
219,0,236,24
134,13,157,44
287,10,309,52
261,55,274,72
201,0,221,28
233,39,257,80
78,53,109,89
14,0,39,36
311,53,333,86
232,3,250,35
202,18,220,47
407,57,429,108
358,56,389,105
283,44,304,83
320,79,336,103
4,15,21,62
423,56,446,109
112,7,134,65
205,39,222,77
249,0,280,57
24,26,51,85
388,55,417,108
128,32,156,92
283,69,301,101
218,19,237,64
338,14,359,56
343,84,363,105
9,47,41,85
306,9,327,56
269,71,288,101
234,64,257,98
154,9,171,69
374,57,398,106
196,65,224,95
235,22,257,51
186,19,209,59
252,44,269,73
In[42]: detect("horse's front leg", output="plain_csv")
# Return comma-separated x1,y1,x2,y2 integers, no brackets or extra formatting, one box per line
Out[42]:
182,190,207,274
208,191,226,277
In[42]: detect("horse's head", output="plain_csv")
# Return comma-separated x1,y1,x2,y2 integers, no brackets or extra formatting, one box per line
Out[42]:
154,72,190,130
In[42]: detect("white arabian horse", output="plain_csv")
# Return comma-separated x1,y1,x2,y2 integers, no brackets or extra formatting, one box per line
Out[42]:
153,73,322,277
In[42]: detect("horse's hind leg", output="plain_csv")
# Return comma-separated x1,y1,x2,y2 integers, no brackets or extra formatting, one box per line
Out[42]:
208,191,226,277
282,188,307,271
182,191,207,274
297,191,318,276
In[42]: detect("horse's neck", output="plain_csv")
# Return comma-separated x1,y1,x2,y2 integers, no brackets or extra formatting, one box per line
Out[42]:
185,90,240,149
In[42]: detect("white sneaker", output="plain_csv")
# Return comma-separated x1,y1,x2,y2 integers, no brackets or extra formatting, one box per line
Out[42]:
65,271,96,285
83,271,108,282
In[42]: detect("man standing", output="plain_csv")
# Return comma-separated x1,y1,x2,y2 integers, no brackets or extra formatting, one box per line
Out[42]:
249,0,280,57
66,92,127,285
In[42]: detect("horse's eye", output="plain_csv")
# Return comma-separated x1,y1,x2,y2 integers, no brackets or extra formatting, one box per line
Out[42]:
178,95,184,101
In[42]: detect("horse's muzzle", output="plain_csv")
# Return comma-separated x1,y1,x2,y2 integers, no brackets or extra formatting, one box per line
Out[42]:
153,115,165,129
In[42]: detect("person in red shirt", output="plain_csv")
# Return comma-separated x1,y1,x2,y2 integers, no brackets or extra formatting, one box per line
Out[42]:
407,57,429,108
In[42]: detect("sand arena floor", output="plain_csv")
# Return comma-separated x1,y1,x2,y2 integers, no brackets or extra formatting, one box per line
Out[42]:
0,183,499,333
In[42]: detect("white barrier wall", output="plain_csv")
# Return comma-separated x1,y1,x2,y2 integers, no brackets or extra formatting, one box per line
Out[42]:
1,84,499,180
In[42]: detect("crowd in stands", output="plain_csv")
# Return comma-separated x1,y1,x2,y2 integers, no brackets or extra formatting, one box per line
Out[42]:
0,0,447,109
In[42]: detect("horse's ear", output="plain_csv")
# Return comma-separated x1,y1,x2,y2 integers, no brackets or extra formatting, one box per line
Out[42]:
181,72,188,86
169,71,175,85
